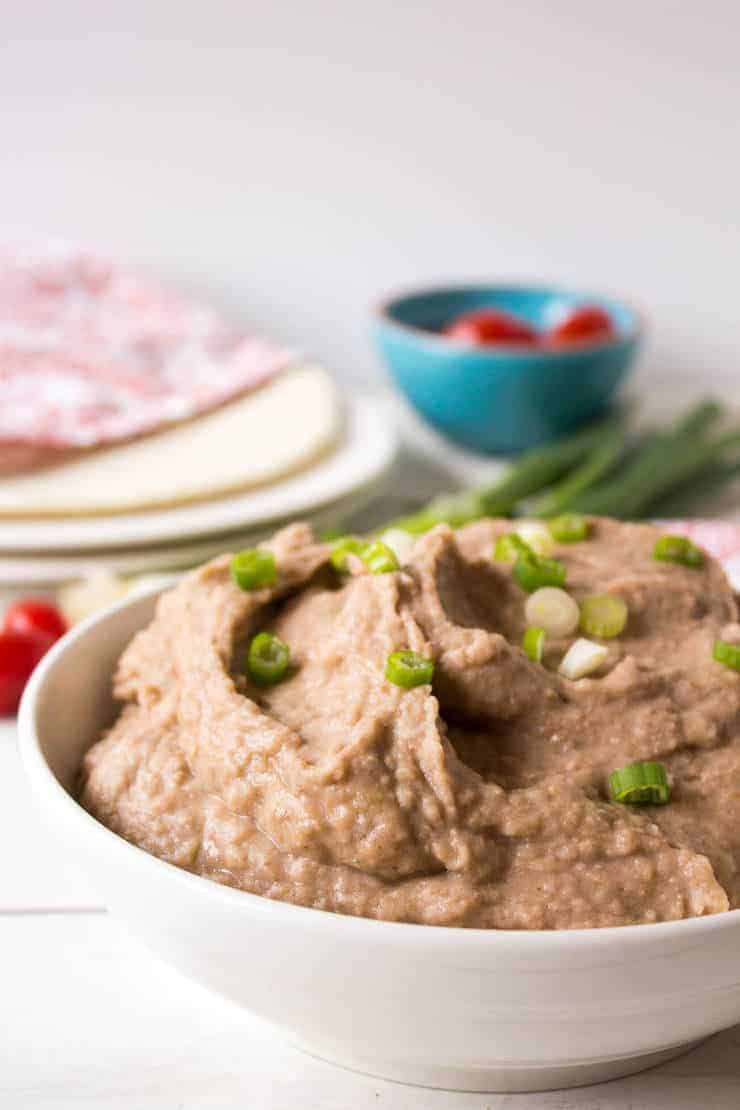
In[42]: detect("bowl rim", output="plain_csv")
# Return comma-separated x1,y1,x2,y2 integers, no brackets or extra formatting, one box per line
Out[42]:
374,280,646,357
18,584,740,954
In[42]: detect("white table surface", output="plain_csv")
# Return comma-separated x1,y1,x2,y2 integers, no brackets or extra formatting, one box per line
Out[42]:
4,376,740,1109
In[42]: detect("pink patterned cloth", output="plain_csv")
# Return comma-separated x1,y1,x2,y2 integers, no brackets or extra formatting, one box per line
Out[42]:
0,243,295,471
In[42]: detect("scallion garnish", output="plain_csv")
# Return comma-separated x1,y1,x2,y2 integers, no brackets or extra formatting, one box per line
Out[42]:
652,534,704,568
524,586,579,638
493,533,534,564
609,761,670,805
330,536,365,572
378,528,414,564
579,594,628,639
246,631,291,686
548,513,590,543
385,650,434,688
331,537,399,575
230,549,277,591
361,540,399,575
558,637,608,679
713,639,740,671
522,626,546,663
514,554,567,593
516,521,556,557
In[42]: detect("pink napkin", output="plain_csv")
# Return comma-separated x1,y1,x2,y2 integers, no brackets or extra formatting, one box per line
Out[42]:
0,243,295,470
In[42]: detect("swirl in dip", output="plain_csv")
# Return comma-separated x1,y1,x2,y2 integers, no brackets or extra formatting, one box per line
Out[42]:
80,518,740,929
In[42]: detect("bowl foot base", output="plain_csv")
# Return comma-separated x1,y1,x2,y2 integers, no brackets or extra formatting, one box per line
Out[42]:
292,1036,706,1094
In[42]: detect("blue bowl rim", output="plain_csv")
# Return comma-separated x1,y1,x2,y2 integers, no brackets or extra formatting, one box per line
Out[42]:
375,280,646,357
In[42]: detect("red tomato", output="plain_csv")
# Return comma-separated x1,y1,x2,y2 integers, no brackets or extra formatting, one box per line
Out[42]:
0,630,50,716
3,598,67,644
443,308,539,346
548,305,615,345
0,599,66,715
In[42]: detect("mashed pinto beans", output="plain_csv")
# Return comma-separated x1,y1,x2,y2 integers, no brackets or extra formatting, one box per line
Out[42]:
80,519,740,929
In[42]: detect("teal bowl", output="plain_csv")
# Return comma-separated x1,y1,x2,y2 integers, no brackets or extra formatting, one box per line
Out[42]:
374,284,643,453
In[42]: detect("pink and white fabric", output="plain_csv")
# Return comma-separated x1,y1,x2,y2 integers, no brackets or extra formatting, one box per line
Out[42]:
0,243,295,470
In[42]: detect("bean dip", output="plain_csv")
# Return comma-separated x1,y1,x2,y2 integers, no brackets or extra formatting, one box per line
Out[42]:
80,518,740,929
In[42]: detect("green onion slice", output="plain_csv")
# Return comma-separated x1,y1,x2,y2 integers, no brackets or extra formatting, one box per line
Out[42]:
548,513,590,543
514,554,567,593
517,521,556,557
493,533,534,564
361,540,399,575
713,639,740,671
609,761,670,805
331,537,400,575
385,650,435,688
246,631,291,687
579,594,628,639
378,527,414,564
559,637,608,679
522,626,545,663
330,536,365,572
525,587,579,638
652,534,704,568
230,549,277,591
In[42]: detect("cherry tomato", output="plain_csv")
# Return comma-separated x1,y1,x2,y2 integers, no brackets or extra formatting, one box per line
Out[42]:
548,305,615,345
0,599,66,716
443,308,539,346
3,598,67,644
0,630,50,716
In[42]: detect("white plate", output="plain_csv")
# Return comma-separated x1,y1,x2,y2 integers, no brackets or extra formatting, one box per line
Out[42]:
0,486,383,586
0,394,396,553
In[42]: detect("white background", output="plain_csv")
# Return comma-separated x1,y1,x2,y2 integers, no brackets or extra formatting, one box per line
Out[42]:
2,0,739,388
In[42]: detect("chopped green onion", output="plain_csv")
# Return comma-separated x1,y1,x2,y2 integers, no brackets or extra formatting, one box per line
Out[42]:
330,536,365,572
516,520,556,557
361,540,399,575
579,594,628,639
493,532,534,564
558,637,608,679
378,528,414,564
548,513,590,543
522,626,546,663
246,631,291,687
230,549,277,591
525,586,580,638
653,534,704,568
713,639,740,671
332,537,400,575
609,761,670,805
514,554,567,593
385,650,435,688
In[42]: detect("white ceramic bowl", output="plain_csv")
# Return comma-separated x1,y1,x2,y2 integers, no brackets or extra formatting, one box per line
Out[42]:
18,589,740,1093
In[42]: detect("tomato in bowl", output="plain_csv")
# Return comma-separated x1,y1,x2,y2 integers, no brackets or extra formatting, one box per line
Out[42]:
442,303,618,349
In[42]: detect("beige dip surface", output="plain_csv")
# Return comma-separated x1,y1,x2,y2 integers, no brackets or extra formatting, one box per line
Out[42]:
80,518,740,929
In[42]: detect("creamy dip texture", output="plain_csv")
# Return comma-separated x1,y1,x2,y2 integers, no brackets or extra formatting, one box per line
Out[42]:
80,518,740,929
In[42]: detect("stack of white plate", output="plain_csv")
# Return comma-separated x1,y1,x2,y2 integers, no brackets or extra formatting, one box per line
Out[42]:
0,392,397,587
